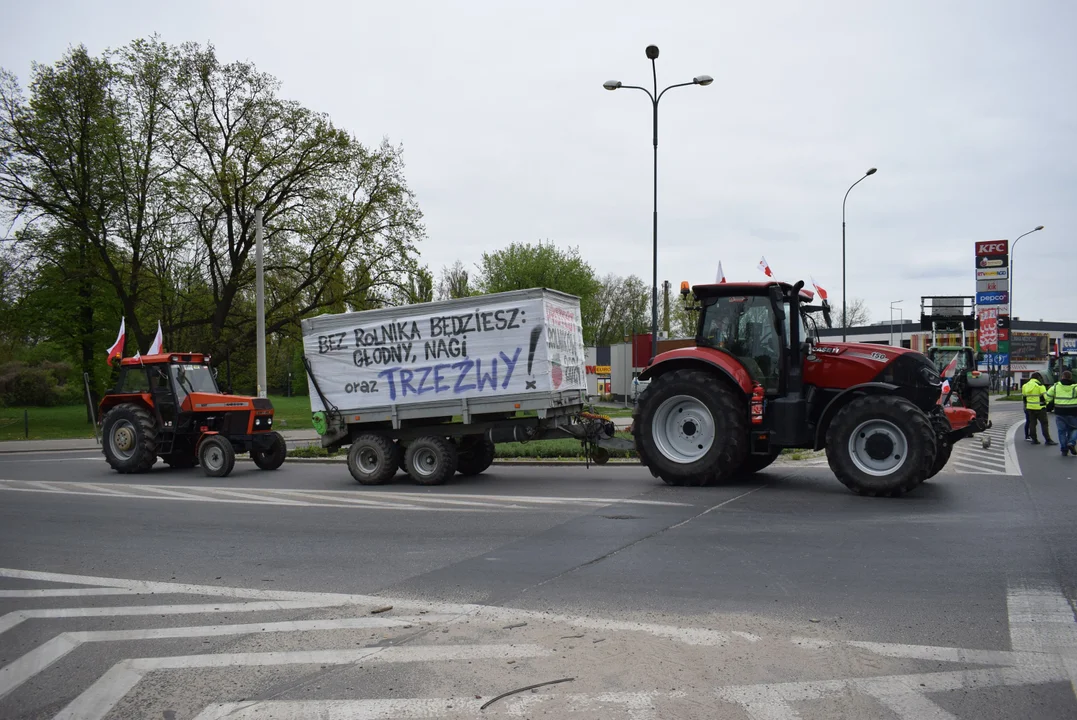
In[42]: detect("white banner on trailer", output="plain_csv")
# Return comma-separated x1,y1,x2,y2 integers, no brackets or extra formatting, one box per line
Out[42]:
303,292,587,412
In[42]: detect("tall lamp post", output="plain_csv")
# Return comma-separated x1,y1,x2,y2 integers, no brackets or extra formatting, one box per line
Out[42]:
604,45,712,363
1007,224,1045,380
889,300,902,347
842,167,877,341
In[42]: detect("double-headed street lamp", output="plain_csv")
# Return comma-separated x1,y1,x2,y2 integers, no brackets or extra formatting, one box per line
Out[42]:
604,45,712,363
842,167,877,341
1006,224,1045,379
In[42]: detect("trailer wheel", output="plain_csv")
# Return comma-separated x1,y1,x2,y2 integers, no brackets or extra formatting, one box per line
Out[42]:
199,436,236,478
826,395,936,497
102,403,158,474
405,436,458,485
968,388,990,431
456,436,496,476
348,433,399,485
740,450,780,475
633,368,747,486
252,431,287,470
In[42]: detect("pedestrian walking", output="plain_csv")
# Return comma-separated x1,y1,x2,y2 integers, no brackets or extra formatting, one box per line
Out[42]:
1022,372,1056,445
1047,370,1077,456
1023,378,1032,441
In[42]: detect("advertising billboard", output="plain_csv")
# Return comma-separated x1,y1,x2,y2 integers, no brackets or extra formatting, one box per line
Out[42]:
976,268,1008,279
976,255,1008,269
1010,332,1049,362
976,279,1008,293
975,240,1009,256
976,290,1009,306
977,307,998,351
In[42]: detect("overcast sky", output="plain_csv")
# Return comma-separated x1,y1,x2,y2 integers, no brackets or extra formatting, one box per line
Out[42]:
4,0,1073,326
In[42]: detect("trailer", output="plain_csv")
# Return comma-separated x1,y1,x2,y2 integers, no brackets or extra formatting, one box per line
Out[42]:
301,288,632,485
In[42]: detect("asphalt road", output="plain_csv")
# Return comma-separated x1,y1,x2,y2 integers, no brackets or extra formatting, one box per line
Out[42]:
0,407,1075,719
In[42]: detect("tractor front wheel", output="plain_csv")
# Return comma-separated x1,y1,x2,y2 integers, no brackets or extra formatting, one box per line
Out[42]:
252,432,287,470
632,369,747,487
198,436,236,478
102,403,158,474
826,395,936,497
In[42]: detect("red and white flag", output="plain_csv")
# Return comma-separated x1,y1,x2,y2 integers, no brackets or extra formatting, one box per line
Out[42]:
757,256,773,278
105,318,125,367
810,276,829,302
716,262,727,284
147,320,164,355
941,353,959,379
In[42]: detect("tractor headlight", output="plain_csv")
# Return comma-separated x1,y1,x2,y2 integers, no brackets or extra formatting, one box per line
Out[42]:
921,366,942,387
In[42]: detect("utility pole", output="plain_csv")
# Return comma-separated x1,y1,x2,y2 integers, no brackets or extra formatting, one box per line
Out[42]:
255,209,267,399
662,280,671,337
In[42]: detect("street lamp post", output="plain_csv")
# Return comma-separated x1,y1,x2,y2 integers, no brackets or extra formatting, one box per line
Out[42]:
604,45,712,363
890,300,902,346
842,168,877,341
1006,224,1045,380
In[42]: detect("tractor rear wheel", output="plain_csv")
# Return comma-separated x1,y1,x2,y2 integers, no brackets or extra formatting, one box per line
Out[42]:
925,443,953,480
348,433,399,485
456,435,496,476
632,369,747,487
968,388,990,431
102,403,158,474
405,436,458,486
198,436,236,477
252,431,287,470
826,395,936,497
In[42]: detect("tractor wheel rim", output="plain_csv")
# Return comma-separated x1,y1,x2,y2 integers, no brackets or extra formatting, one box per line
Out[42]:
204,446,224,471
848,419,908,476
356,447,380,474
652,394,715,464
412,447,439,477
110,421,136,459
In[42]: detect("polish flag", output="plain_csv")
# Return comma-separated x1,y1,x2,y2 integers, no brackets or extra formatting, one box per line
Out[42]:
757,256,773,278
147,320,164,355
716,262,727,284
810,276,829,302
941,353,960,379
106,318,125,367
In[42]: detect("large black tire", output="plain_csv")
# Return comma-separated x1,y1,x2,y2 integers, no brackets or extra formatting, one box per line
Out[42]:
404,436,459,486
925,443,953,480
252,431,287,470
740,450,781,475
826,395,937,497
102,403,158,474
456,436,496,476
198,435,236,478
348,433,399,485
968,388,990,431
632,369,747,487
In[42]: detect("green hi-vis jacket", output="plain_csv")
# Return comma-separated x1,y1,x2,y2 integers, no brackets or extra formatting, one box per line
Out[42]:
1023,378,1048,410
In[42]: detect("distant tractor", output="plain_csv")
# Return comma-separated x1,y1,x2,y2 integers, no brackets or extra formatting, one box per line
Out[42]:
920,296,990,431
632,281,981,497
98,353,286,477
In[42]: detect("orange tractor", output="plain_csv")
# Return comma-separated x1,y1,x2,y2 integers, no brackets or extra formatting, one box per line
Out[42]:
98,353,286,477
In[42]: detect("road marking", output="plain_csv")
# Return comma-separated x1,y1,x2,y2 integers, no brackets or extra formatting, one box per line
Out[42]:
0,479,684,513
55,645,550,720
0,616,423,699
0,587,136,598
0,599,355,635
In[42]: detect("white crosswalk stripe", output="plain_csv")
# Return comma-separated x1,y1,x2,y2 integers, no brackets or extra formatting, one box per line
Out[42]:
0,479,691,512
944,406,1023,476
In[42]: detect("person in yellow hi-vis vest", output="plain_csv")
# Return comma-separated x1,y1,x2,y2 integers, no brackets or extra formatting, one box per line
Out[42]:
1047,370,1077,456
1022,372,1056,445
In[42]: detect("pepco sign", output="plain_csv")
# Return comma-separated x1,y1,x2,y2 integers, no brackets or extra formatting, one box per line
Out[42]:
975,240,1009,256
976,290,1009,306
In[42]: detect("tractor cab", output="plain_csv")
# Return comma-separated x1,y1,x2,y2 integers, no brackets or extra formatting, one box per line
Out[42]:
98,353,285,477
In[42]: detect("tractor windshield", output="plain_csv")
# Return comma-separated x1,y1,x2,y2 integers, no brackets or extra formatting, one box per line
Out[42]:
171,364,219,402
699,295,781,391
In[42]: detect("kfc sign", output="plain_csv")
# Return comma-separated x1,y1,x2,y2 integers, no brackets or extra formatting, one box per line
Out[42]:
975,240,1009,256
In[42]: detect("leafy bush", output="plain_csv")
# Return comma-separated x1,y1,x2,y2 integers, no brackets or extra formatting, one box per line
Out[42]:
0,360,80,407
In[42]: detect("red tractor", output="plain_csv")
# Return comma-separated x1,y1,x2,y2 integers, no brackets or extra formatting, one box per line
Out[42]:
98,353,286,477
632,280,981,496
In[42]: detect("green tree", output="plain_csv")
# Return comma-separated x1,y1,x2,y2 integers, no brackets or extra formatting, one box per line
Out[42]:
476,241,602,343
436,260,472,300
592,273,649,345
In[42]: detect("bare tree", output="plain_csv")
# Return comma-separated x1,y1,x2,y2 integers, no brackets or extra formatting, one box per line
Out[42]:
839,297,870,329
